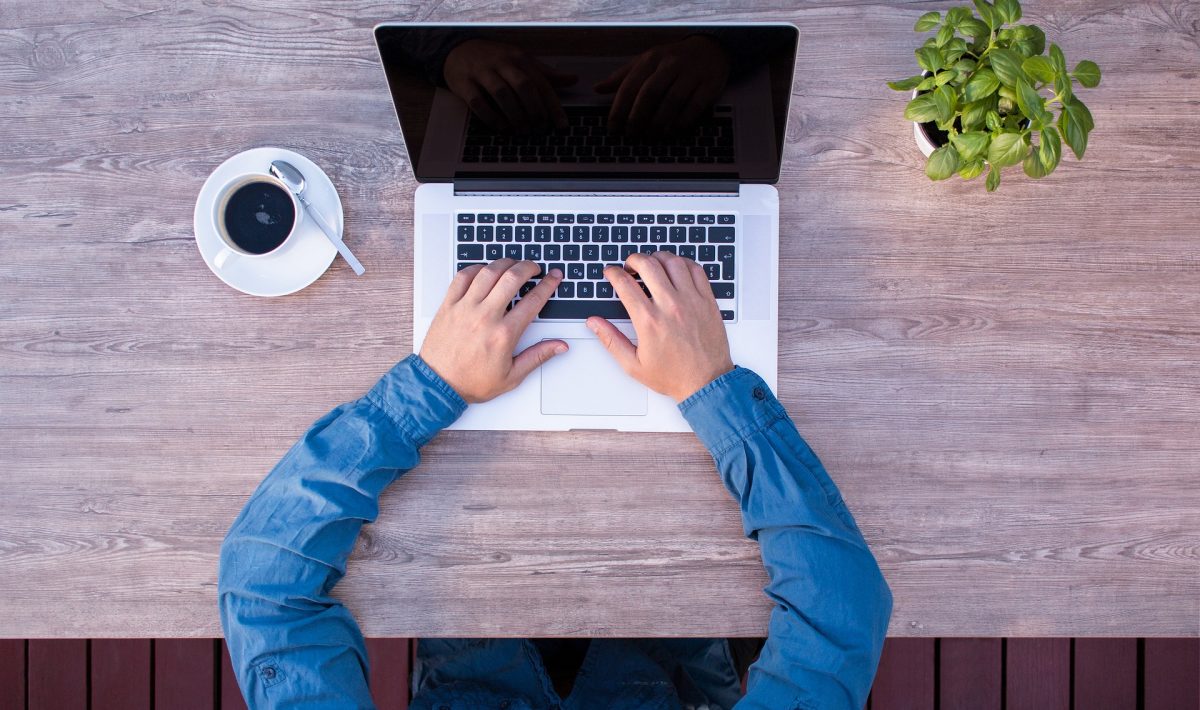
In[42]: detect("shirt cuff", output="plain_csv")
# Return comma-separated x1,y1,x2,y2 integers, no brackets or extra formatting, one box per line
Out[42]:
365,354,468,447
678,367,788,457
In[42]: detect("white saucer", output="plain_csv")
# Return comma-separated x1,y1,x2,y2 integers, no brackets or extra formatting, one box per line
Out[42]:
194,147,341,297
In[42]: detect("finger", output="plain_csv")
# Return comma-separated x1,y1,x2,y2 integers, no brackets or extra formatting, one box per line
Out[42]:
653,76,702,132
509,339,569,386
676,90,714,133
607,57,657,131
593,61,633,94
461,82,507,128
497,63,549,129
604,264,651,319
586,317,639,374
477,70,530,129
519,57,568,129
624,252,675,301
465,258,517,302
627,66,682,134
483,260,542,310
446,263,485,302
654,250,696,292
688,258,713,298
508,267,563,327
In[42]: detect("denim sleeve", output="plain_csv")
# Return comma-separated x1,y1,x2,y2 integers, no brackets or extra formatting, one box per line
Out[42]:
217,354,466,709
679,368,893,710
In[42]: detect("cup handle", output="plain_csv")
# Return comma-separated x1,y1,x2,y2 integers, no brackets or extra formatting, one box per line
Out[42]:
213,247,238,271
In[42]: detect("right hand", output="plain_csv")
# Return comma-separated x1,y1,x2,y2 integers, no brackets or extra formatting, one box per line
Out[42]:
588,252,734,403
443,39,577,132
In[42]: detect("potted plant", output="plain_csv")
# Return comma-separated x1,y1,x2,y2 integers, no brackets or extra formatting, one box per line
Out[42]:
887,0,1100,191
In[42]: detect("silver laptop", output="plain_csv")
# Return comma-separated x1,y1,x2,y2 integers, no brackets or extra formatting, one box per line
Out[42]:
374,23,798,431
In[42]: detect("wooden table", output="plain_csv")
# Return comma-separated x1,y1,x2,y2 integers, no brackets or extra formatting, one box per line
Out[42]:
2,0,1198,639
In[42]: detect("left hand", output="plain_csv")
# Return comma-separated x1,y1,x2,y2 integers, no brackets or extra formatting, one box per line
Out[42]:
420,260,566,403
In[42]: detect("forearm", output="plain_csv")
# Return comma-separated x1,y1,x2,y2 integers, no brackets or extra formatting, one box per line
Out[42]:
681,368,892,710
218,355,466,708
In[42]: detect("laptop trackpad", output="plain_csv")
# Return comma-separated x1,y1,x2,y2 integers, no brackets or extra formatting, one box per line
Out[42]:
540,339,648,416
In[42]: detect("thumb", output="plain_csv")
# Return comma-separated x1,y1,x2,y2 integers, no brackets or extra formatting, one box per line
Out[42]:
510,339,568,384
586,317,639,374
593,63,631,94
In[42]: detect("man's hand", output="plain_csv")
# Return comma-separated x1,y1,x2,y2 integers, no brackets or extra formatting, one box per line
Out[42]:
443,39,577,132
588,252,734,403
420,260,566,403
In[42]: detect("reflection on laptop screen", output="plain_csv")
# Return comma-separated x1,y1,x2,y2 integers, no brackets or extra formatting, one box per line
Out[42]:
374,24,798,183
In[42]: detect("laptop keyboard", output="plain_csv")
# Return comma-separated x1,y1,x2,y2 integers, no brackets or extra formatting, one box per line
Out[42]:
455,212,736,321
461,106,735,165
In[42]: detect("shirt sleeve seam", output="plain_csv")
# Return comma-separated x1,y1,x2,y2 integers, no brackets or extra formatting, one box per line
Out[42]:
707,406,788,457
364,389,422,449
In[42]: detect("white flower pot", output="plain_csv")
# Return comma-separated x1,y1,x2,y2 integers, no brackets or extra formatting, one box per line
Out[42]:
911,85,940,157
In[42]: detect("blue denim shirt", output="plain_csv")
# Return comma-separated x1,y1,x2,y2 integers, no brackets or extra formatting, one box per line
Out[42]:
219,355,892,709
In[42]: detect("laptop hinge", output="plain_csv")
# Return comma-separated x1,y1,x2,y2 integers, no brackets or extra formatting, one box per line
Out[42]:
452,177,740,196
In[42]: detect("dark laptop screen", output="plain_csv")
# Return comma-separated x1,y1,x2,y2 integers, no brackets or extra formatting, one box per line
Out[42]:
374,24,798,183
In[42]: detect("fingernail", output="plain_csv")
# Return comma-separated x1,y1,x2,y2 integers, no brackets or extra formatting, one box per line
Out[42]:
550,268,563,278
586,319,598,333
554,343,568,354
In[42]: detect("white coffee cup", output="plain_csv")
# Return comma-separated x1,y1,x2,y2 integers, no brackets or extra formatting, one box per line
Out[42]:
210,172,303,270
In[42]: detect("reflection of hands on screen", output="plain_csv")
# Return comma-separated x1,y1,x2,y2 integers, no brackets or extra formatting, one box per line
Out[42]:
594,35,730,136
443,39,578,132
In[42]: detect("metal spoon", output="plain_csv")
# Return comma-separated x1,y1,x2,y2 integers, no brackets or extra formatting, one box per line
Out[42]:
269,160,365,275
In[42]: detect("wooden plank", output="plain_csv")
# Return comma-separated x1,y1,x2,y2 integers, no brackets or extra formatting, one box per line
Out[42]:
1144,638,1200,710
154,639,216,710
92,639,151,710
0,640,26,708
0,0,1198,639
26,639,87,709
869,638,933,710
1005,638,1069,710
1073,638,1137,710
938,639,1001,710
221,639,249,710
366,637,411,710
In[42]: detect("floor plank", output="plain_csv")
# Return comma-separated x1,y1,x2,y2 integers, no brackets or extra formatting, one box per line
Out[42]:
366,637,411,709
92,639,151,710
1073,638,1137,710
938,638,1001,710
221,639,249,710
26,639,87,710
869,637,934,710
1005,638,1069,710
1144,638,1200,710
0,640,26,708
154,639,216,710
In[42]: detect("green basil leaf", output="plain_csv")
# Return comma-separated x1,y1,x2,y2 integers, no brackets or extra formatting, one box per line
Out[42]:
926,144,961,181
1073,60,1102,88
1068,98,1095,131
1058,107,1087,159
946,7,973,26
935,70,955,86
905,94,941,123
995,0,1022,24
915,11,941,32
935,84,958,120
955,58,979,73
917,76,938,91
1049,43,1067,73
986,109,1003,131
959,157,987,180
1022,56,1056,84
1015,78,1046,122
1026,25,1046,56
887,75,926,91
916,46,944,72
960,18,990,38
1054,73,1074,102
987,131,1030,168
1040,125,1062,168
973,0,997,29
986,164,1002,191
989,47,1027,87
936,23,955,47
950,130,991,161
964,69,1001,102
962,100,992,130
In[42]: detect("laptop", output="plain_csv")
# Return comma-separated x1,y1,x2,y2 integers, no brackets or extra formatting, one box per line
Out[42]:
373,23,798,431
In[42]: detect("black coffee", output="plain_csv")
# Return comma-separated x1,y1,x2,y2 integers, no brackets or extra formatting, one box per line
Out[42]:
222,181,296,254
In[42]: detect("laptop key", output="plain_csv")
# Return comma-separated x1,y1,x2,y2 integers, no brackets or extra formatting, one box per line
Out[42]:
457,244,484,260
708,227,735,243
601,245,618,261
699,245,716,262
524,245,542,261
711,283,734,299
620,245,637,260
478,213,496,223
458,213,475,224
631,226,648,243
679,245,696,260
553,226,570,242
516,226,532,242
549,262,565,275
477,226,494,242
669,227,686,243
538,299,630,320
612,226,629,243
564,245,580,261
518,213,535,223
678,214,695,224
637,214,655,224
557,281,575,298
458,225,474,241
583,244,599,261
498,214,516,223
597,282,614,299
718,214,736,224
572,226,589,242
650,227,667,243
661,245,677,255
457,262,484,271
545,245,561,260
598,214,615,224
587,263,604,279
537,213,555,223
640,244,657,254
704,263,721,280
557,213,575,223
577,281,594,298
698,214,716,224
721,310,735,321
505,245,522,260
486,244,503,260
689,227,706,243
718,246,735,279
656,214,674,224
519,281,537,297
567,263,585,279
534,226,552,242
592,226,609,242
497,226,513,242
577,213,595,224
617,214,635,224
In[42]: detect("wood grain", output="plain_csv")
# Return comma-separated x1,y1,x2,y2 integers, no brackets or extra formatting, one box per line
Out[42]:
939,638,1001,710
1,0,1199,638
26,640,86,709
1073,638,1137,710
1006,638,1070,710
91,639,152,710
869,637,934,710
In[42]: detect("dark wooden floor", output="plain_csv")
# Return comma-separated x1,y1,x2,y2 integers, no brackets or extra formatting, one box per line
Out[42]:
0,637,1196,709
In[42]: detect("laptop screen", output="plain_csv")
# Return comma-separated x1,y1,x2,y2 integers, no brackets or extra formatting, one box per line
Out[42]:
374,24,798,184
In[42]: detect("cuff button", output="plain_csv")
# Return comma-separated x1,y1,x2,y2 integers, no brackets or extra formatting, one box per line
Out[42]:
752,386,766,401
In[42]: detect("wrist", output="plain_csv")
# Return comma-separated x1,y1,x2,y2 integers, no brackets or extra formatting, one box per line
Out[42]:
671,361,735,403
